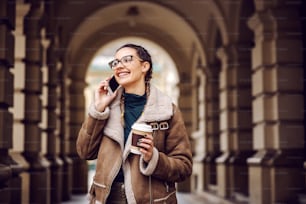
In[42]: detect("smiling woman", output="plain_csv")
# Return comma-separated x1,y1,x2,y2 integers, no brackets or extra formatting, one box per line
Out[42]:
85,37,179,116
77,43,192,204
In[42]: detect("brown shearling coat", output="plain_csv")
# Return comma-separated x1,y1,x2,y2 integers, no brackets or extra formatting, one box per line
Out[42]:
76,85,192,204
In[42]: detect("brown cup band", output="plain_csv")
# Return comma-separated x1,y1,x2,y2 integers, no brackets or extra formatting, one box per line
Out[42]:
131,133,145,147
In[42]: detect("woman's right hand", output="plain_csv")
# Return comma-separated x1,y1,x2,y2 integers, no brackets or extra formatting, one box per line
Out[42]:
94,78,118,112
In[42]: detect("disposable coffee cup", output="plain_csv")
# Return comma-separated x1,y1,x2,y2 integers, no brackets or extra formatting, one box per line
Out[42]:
131,123,153,155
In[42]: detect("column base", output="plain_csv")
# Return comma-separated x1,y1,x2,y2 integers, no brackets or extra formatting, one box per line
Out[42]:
46,155,63,204
204,152,221,192
70,155,88,194
230,150,254,196
216,151,254,198
7,176,22,204
60,155,73,201
0,164,11,204
248,149,304,204
216,152,233,198
177,177,192,192
0,150,25,203
191,156,204,192
23,152,51,204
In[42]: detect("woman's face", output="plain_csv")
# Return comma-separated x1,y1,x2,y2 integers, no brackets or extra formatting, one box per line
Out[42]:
112,47,149,90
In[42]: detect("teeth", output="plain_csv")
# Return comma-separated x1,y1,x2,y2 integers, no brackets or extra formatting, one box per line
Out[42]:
118,72,129,77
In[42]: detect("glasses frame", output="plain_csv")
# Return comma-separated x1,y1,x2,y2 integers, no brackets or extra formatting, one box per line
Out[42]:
108,55,144,69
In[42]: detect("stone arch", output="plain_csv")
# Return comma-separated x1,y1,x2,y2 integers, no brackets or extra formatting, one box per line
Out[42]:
66,1,206,78
203,0,230,46
64,1,211,133
62,1,208,192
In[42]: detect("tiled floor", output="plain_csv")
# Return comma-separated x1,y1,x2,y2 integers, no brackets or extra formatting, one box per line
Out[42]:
62,192,207,204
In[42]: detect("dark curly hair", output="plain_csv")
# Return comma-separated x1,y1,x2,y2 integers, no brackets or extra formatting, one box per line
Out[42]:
117,43,153,82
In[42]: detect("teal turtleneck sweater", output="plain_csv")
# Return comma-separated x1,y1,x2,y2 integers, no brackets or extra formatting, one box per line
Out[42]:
114,92,147,182
123,92,147,142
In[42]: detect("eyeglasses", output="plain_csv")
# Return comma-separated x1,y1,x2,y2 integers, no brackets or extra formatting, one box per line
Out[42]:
108,55,143,69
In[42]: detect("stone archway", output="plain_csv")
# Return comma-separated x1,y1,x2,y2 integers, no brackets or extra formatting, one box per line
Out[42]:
63,1,206,193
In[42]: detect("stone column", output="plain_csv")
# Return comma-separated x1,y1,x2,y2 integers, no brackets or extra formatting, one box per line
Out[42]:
216,45,253,199
176,71,193,192
23,1,51,203
10,1,31,203
43,2,64,202
191,67,206,193
59,59,73,200
44,37,63,203
0,0,14,201
68,78,89,194
203,64,221,192
247,3,304,203
0,0,23,203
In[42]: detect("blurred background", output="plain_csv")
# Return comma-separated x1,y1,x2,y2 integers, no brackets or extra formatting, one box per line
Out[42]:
0,0,305,203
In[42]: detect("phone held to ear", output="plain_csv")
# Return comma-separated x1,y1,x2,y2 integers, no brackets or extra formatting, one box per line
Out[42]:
107,76,120,94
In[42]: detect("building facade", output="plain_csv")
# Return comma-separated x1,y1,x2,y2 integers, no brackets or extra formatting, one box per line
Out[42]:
0,0,305,203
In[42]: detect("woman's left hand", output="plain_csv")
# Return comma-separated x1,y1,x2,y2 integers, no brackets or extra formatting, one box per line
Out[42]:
138,133,154,163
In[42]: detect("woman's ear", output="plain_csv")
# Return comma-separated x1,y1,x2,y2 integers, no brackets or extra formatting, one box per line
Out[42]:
141,62,150,73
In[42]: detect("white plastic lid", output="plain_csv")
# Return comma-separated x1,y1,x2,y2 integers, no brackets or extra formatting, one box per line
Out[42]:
131,123,153,133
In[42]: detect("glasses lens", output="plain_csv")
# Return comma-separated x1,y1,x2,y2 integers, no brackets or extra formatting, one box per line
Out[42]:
109,55,135,69
122,55,133,65
109,60,118,69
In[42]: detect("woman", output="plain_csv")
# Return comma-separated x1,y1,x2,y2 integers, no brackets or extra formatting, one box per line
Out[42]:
76,44,192,204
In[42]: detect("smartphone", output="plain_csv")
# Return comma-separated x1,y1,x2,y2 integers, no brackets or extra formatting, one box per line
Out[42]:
107,76,120,94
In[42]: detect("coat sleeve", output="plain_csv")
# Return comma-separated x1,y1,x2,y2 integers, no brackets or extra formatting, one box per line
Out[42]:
141,105,193,182
76,104,110,160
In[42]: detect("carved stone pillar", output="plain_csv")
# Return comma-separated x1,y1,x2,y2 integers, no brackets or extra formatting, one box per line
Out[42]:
43,2,64,202
216,45,253,199
176,75,193,192
43,37,63,203
0,1,23,203
23,1,51,203
191,67,206,193
203,65,221,192
11,2,31,203
59,59,73,200
68,79,88,193
247,3,304,203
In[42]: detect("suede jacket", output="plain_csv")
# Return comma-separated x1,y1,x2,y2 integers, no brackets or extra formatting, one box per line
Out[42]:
76,85,193,204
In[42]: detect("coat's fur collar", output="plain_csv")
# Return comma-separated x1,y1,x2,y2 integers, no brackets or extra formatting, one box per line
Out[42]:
103,85,174,149
138,84,174,123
